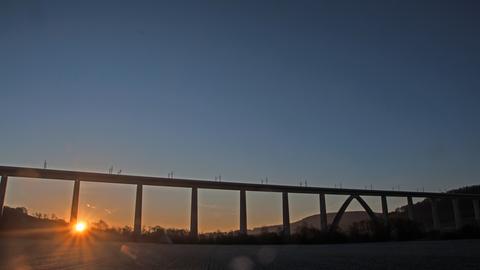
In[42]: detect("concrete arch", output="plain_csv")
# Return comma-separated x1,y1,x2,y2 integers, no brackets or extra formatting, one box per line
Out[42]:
329,195,379,232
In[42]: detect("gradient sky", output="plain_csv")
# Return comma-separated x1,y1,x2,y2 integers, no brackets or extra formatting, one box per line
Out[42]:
1,0,479,232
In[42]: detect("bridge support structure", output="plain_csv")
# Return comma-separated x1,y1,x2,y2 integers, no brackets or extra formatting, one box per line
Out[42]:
381,195,389,226
319,193,327,231
430,198,440,230
282,192,290,236
190,187,198,239
0,175,7,218
134,184,143,238
330,195,379,232
240,189,247,235
407,196,415,221
473,199,480,226
452,198,462,230
70,179,80,224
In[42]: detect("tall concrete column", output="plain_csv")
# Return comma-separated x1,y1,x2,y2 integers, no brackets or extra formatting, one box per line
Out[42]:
282,192,290,236
452,198,462,230
239,189,247,235
134,184,143,237
190,187,198,238
381,195,389,225
473,199,480,226
407,196,415,221
69,179,80,224
430,198,440,230
0,175,8,218
319,193,327,231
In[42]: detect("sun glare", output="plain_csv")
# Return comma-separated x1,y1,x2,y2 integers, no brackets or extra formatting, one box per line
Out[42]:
74,222,87,233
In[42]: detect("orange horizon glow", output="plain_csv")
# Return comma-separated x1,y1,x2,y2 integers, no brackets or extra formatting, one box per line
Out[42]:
5,177,412,232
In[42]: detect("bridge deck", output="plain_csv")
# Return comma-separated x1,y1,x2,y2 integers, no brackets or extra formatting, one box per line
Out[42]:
1,165,478,199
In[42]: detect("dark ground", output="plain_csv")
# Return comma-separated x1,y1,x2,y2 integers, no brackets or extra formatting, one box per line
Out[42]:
0,238,479,269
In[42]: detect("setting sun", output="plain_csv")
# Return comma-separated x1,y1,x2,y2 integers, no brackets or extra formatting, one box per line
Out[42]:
74,222,87,233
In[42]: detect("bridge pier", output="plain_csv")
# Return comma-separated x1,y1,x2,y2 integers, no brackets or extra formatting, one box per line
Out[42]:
473,199,480,226
452,198,462,230
381,195,389,226
319,193,327,231
407,196,415,221
239,189,247,235
430,198,440,230
190,187,198,239
69,179,80,224
134,184,143,238
0,175,7,218
282,192,290,236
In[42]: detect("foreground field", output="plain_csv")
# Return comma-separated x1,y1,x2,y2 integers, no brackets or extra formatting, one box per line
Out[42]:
0,238,479,269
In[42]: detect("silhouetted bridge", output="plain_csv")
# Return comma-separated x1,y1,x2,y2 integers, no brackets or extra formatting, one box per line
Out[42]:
1,165,479,237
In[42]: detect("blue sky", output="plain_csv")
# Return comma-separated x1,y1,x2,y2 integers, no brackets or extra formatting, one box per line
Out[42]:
1,1,479,229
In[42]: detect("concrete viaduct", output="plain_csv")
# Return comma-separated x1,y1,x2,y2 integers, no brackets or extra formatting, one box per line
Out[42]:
0,165,479,237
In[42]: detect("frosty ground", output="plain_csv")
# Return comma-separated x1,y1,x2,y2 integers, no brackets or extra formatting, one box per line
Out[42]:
1,238,479,269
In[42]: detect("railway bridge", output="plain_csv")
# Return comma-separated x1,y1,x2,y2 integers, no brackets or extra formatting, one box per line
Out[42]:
1,165,479,237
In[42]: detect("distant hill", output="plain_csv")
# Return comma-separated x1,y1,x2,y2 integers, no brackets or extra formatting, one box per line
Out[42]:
0,206,67,232
249,211,379,234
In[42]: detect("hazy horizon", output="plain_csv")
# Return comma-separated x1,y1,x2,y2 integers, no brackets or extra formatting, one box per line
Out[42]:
3,174,430,232
4,194,407,233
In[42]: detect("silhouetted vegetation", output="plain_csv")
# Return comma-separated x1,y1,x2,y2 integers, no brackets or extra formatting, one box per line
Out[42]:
112,214,479,244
